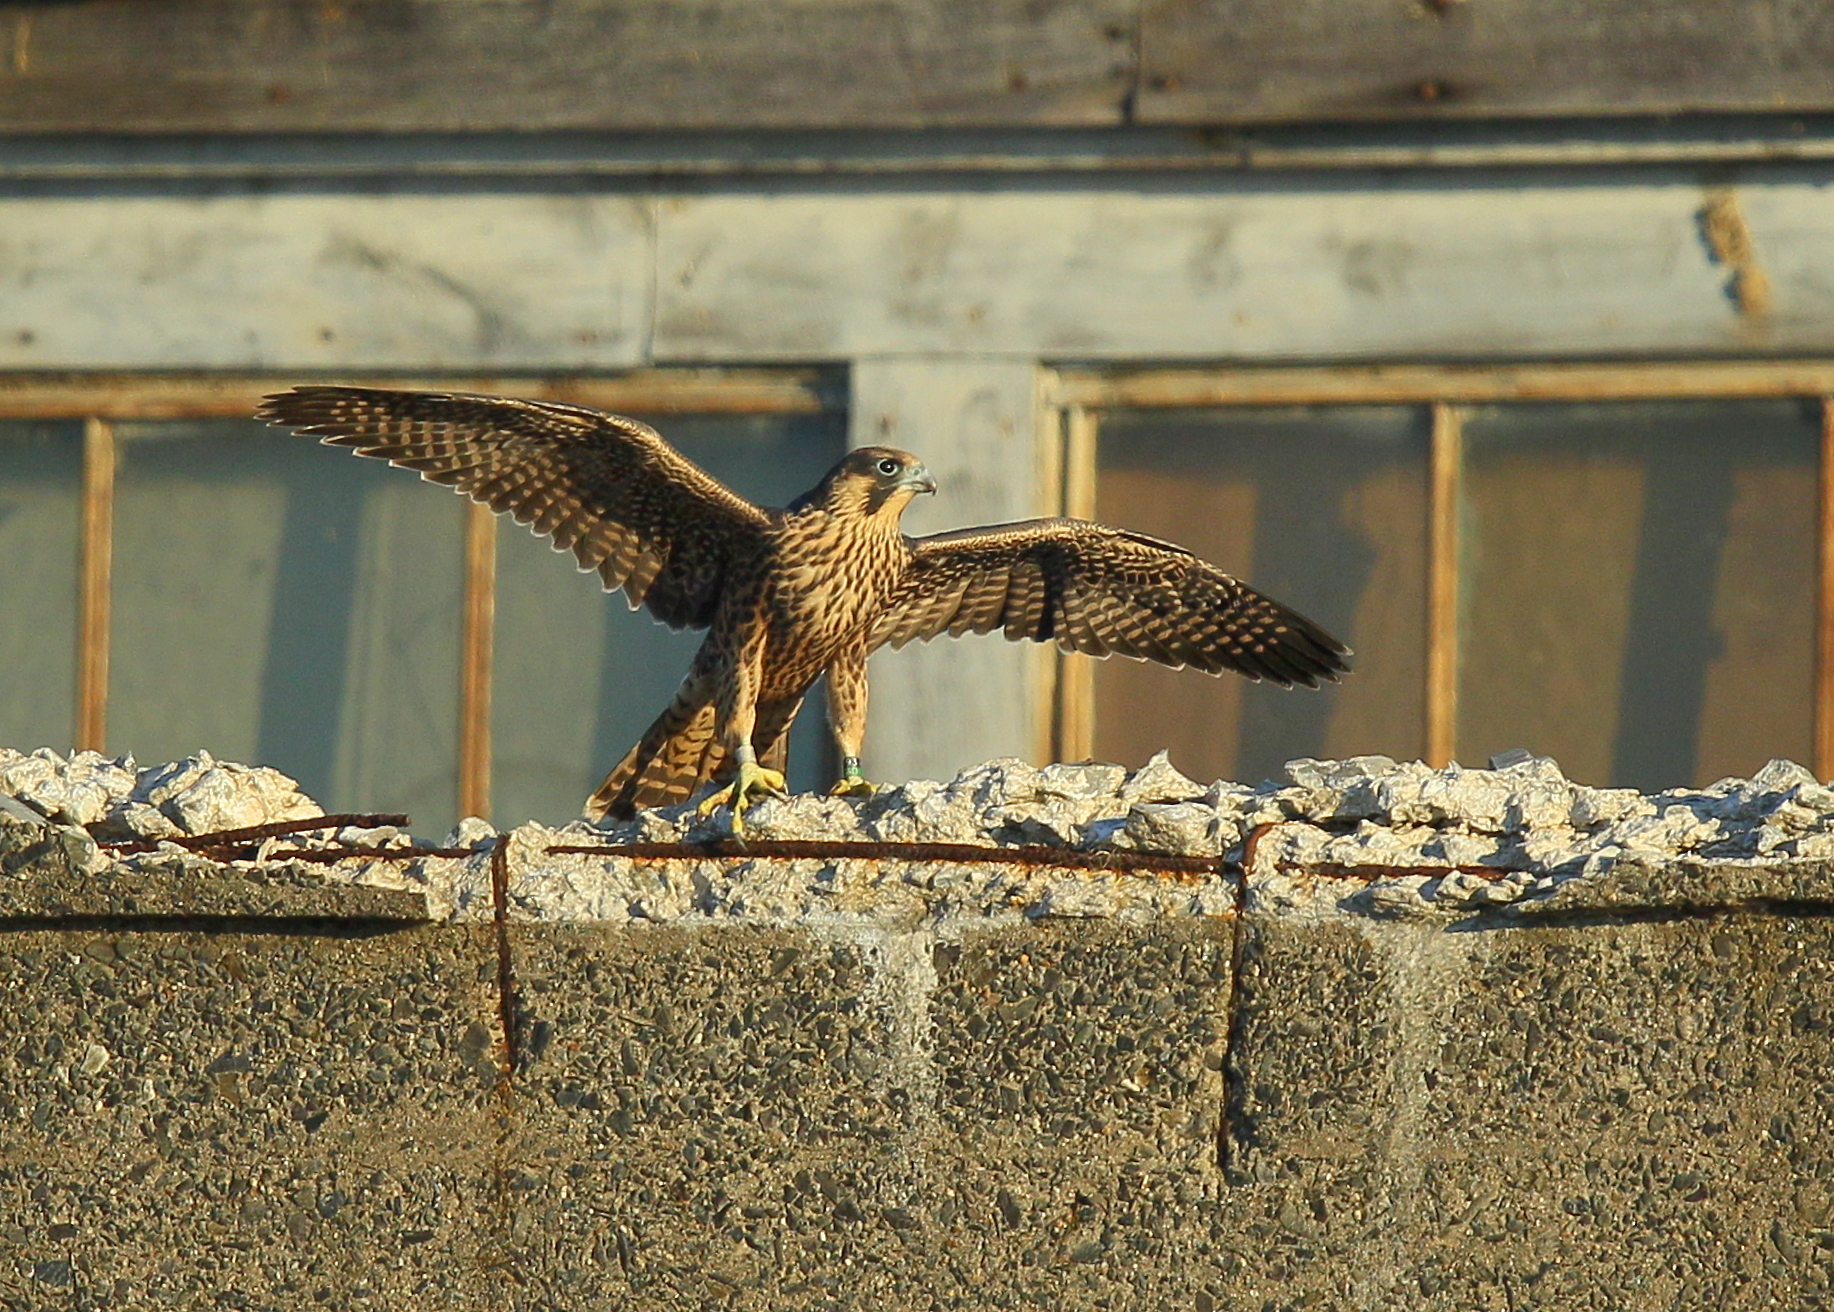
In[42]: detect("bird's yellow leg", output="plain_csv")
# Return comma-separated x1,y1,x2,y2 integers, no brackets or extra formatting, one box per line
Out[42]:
828,755,875,799
696,745,787,837
825,653,874,799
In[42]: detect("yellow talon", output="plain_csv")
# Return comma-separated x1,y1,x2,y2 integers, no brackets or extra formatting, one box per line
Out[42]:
829,755,873,800
696,758,788,837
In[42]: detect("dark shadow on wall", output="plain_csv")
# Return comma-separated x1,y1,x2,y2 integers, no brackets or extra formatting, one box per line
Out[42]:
1611,439,1735,793
1095,405,1425,786
1235,424,1396,783
257,453,366,802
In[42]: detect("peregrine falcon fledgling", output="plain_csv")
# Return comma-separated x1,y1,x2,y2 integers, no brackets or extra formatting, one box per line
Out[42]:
259,386,1351,833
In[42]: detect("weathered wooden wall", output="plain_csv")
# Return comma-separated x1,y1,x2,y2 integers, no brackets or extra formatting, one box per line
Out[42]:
1,0,1830,132
0,173,1827,370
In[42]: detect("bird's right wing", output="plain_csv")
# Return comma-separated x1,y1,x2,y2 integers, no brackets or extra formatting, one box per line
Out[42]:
258,386,772,630
871,518,1351,687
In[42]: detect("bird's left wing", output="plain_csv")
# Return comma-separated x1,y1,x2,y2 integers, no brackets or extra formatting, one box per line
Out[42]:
871,518,1351,686
258,386,773,631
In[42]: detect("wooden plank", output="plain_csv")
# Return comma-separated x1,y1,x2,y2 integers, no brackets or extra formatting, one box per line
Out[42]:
1426,403,1462,770
0,0,1135,133
853,359,1047,783
653,180,1834,363
1054,361,1834,409
1821,399,1834,782
4,179,1834,369
3,1,1832,132
0,371,838,421
1137,0,1834,124
0,193,650,371
458,501,497,821
75,416,115,753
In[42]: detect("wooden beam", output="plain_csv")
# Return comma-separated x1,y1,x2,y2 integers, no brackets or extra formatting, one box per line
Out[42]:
1,1,1830,133
854,359,1046,782
75,416,115,753
1054,361,1834,411
1425,403,1463,769
458,500,497,822
1820,399,1834,782
1136,0,1834,125
0,371,838,422
0,0,1135,133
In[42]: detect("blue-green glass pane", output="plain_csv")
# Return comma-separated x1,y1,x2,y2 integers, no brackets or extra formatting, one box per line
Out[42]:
1095,406,1428,787
1462,399,1817,790
0,423,81,753
111,422,465,827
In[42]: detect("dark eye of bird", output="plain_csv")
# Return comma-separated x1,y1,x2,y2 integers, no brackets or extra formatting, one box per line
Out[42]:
876,458,900,476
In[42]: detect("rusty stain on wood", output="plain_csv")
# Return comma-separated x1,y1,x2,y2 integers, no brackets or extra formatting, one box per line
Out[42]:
1700,187,1774,324
76,417,115,754
458,500,497,822
1426,402,1463,768
10,13,29,75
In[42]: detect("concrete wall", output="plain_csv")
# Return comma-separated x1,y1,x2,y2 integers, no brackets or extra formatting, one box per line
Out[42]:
2,825,1830,1308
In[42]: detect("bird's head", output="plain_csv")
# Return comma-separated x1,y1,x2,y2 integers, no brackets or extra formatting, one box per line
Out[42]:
814,446,937,519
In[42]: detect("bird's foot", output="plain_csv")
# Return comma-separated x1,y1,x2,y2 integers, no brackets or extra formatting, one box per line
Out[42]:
696,758,788,838
828,756,875,799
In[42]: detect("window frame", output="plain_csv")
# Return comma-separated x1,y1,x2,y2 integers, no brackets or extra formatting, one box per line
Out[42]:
1045,360,1834,779
0,368,840,819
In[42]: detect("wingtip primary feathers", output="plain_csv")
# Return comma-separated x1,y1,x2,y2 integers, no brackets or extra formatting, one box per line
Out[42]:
885,517,1354,690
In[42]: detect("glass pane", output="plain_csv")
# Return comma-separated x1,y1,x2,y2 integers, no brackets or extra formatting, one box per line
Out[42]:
1094,406,1428,786
492,412,847,826
1461,400,1817,790
111,422,465,827
0,423,81,752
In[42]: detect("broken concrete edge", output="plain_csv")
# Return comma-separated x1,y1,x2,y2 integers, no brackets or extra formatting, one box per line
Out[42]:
2,821,1831,932
3,747,1834,925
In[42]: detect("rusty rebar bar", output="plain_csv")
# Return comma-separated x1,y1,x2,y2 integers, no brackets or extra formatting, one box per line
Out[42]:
97,812,412,855
544,838,1224,881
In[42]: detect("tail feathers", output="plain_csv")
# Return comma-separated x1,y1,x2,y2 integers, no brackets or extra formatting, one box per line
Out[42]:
585,696,724,821
583,692,808,822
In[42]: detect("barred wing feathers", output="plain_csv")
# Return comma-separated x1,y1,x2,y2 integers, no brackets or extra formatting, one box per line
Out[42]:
874,519,1351,687
258,386,770,631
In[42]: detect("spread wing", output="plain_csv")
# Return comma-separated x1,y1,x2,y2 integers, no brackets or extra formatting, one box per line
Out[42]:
257,386,772,630
872,518,1351,686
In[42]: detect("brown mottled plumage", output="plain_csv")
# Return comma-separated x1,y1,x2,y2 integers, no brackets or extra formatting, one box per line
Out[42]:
257,385,1352,829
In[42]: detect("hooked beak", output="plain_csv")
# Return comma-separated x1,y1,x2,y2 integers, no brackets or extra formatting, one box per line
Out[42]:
902,464,938,496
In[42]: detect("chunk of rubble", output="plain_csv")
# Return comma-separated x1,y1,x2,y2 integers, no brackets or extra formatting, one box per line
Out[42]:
133,752,323,835
0,748,138,827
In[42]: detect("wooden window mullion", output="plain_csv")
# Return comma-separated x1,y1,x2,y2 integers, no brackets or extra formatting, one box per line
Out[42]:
1426,402,1464,768
458,500,497,821
76,416,116,753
